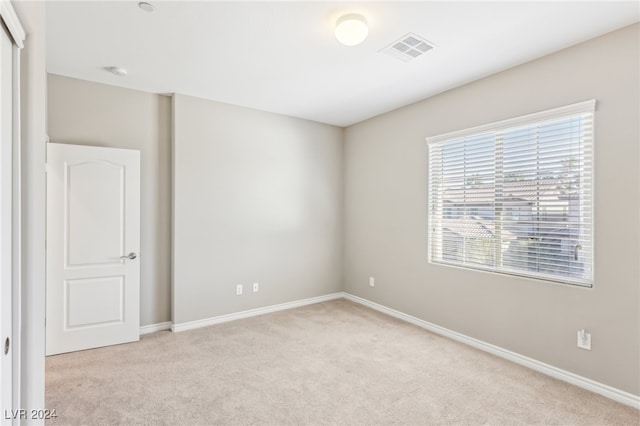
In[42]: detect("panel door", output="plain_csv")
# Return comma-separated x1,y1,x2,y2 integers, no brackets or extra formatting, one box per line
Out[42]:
46,143,140,355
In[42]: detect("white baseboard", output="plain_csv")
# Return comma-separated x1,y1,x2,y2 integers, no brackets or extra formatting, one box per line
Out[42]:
343,293,640,410
171,292,345,333
139,321,172,335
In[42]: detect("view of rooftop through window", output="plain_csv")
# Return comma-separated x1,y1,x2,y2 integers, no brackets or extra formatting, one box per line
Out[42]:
428,101,594,286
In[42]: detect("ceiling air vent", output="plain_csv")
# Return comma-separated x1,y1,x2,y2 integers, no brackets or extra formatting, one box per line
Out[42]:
381,33,435,63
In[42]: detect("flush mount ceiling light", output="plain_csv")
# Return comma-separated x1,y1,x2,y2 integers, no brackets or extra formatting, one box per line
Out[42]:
335,13,368,46
105,66,127,77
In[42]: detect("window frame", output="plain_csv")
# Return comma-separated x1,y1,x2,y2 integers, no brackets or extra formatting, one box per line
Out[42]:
426,100,595,287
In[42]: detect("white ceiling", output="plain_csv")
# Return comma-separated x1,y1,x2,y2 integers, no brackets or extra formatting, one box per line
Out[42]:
46,1,639,127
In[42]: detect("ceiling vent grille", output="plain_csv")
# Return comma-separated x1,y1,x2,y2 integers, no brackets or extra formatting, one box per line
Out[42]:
381,33,435,62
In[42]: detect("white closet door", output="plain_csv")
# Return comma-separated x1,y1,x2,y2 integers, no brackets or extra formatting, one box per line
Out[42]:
0,21,14,419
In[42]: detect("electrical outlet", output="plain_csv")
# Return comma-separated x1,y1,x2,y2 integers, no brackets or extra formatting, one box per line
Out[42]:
369,277,375,287
577,329,591,350
253,282,259,293
236,284,243,296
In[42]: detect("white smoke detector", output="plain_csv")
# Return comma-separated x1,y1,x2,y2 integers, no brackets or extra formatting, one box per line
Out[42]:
381,33,435,62
105,66,128,77
138,2,155,13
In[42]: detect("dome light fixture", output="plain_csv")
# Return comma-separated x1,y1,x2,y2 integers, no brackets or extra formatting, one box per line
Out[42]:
335,13,368,46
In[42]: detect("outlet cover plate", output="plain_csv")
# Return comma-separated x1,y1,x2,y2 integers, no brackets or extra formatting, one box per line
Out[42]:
236,284,243,295
577,330,591,350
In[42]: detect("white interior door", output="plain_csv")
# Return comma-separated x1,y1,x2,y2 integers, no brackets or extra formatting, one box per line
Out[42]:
46,143,140,356
0,20,15,417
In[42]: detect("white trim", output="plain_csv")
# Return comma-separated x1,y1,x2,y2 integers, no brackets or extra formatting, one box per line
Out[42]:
139,321,172,335
343,293,640,409
172,292,344,333
0,0,25,48
10,28,21,416
425,99,596,144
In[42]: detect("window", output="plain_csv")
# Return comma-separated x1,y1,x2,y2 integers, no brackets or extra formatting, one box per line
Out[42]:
427,101,594,286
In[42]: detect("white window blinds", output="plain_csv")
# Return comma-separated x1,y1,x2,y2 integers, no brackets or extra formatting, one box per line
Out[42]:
427,101,595,286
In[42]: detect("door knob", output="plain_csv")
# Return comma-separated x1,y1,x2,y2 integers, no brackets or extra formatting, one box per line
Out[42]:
120,252,137,260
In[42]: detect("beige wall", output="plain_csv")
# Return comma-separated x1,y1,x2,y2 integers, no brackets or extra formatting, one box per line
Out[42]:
172,94,343,324
46,76,345,328
47,74,172,327
343,23,640,394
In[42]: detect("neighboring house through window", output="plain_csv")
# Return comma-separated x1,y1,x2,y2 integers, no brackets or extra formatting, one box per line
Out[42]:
427,100,595,286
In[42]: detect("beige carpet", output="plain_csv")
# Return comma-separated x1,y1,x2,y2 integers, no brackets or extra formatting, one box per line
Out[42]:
46,299,639,425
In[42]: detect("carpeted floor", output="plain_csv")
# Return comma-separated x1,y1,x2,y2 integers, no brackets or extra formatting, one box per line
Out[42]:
46,299,639,425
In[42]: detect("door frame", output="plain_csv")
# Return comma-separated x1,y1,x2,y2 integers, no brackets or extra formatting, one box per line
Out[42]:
0,0,24,419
